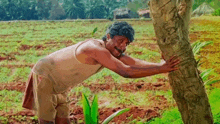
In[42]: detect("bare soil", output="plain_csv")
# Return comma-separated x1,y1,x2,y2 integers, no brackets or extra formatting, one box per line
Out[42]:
0,75,173,123
82,81,170,93
19,45,46,51
0,93,174,124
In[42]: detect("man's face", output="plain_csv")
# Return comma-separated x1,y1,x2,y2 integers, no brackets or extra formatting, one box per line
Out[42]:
106,35,130,58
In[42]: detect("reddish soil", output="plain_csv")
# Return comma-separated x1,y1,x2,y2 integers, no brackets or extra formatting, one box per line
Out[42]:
0,82,26,92
83,81,170,93
82,76,170,92
0,75,172,123
189,31,218,43
0,64,34,68
0,56,7,61
19,45,46,51
0,34,13,38
1,93,174,124
45,40,75,47
134,42,159,51
62,40,76,46
70,106,161,124
0,77,170,94
0,54,16,61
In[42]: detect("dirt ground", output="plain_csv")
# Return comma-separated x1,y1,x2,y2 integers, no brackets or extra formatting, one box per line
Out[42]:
0,79,174,124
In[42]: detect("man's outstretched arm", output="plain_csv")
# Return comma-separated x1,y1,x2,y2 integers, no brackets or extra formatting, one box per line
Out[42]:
119,54,163,67
86,45,180,78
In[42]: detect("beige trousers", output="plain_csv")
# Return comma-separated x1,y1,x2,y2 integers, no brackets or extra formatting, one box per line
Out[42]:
32,72,70,121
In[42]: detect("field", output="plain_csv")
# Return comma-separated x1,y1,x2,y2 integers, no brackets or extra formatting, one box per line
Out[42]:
0,16,220,124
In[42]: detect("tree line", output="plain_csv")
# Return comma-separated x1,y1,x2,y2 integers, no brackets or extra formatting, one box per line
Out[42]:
0,0,129,21
0,0,219,21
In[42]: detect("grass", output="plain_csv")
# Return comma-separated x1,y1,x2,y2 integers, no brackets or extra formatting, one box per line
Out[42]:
149,88,220,124
0,16,219,123
147,108,183,124
0,67,11,83
0,90,23,112
8,67,31,82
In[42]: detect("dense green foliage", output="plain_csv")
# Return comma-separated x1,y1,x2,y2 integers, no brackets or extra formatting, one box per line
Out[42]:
0,0,129,20
1,0,219,21
63,0,86,19
213,8,220,16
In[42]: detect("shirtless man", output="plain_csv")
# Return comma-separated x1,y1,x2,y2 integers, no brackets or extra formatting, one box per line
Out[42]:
22,21,180,124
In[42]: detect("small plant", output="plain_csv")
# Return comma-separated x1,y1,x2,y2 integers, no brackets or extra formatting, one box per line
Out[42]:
191,41,220,85
200,69,220,85
82,93,130,124
212,8,220,16
191,41,213,56
91,27,98,37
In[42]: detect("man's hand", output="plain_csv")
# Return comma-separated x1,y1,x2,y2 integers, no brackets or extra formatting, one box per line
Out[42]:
160,55,180,73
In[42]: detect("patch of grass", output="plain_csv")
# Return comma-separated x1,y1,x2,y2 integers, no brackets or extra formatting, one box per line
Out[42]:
97,90,173,108
209,88,220,123
70,85,93,106
147,108,183,124
8,67,31,82
0,67,11,83
15,54,44,64
148,88,220,123
127,46,160,62
71,85,92,97
0,90,23,112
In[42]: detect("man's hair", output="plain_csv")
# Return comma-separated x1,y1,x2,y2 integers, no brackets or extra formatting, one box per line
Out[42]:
102,21,135,42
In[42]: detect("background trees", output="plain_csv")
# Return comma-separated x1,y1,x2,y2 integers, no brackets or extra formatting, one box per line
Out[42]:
63,0,85,19
0,0,219,21
84,0,106,19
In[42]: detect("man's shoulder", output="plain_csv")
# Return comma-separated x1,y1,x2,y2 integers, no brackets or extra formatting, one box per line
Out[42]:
81,39,106,49
76,39,107,64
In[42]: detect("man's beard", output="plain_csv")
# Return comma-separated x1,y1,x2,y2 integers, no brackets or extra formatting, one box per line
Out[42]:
114,46,124,57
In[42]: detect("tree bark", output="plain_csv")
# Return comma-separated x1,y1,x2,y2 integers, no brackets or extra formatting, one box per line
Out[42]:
149,0,214,123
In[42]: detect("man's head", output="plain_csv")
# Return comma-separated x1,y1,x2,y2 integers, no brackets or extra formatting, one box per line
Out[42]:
102,22,135,58
102,21,135,42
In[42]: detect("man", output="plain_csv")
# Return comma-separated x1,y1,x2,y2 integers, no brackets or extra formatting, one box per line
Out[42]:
22,21,180,124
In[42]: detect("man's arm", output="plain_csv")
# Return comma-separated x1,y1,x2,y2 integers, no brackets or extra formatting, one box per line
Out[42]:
119,53,162,67
85,44,180,78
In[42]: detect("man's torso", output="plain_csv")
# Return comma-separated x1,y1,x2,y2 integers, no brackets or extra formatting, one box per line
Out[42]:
32,39,105,93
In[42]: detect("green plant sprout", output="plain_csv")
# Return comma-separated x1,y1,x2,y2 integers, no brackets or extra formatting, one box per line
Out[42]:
92,27,98,37
200,69,220,85
191,41,220,85
82,93,130,124
191,41,213,56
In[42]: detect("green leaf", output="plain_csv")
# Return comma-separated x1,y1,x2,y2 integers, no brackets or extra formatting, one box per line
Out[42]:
91,27,98,36
205,79,220,85
200,69,214,81
91,95,99,124
102,108,130,124
82,93,91,124
192,41,213,55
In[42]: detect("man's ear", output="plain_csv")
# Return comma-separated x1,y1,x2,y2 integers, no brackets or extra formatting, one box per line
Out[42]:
107,34,111,40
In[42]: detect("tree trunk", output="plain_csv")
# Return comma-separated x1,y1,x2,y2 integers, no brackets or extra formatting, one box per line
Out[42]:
149,0,214,123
